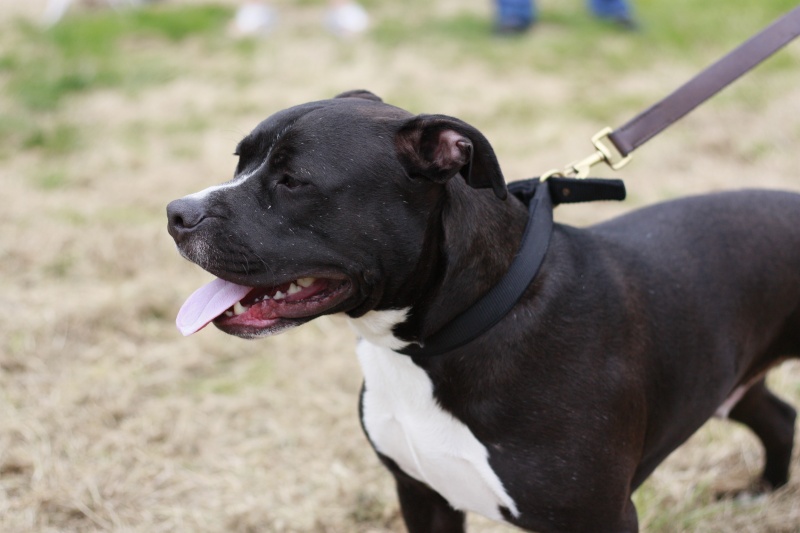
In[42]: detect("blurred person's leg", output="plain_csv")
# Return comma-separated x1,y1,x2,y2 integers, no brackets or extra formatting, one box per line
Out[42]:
326,0,369,37
587,0,636,27
43,0,73,25
495,0,535,34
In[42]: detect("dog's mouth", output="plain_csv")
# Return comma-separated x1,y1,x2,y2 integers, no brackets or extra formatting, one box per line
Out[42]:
176,275,354,338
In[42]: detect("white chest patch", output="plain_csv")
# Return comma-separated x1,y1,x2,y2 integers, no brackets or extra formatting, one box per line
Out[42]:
349,311,519,522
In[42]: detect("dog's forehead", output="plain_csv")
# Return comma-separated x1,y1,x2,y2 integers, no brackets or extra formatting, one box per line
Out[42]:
245,98,411,146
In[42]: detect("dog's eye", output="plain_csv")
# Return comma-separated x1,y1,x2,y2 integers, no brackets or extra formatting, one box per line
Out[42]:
278,175,305,190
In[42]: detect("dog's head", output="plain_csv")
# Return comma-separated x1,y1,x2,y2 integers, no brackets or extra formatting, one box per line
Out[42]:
167,90,507,338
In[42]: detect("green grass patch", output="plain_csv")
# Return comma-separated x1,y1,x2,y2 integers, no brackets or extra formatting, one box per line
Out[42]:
169,143,202,160
0,53,18,71
3,4,231,111
43,253,75,279
634,477,772,532
0,114,33,158
50,208,89,226
45,4,231,54
161,113,211,135
371,0,800,75
22,122,82,154
96,205,158,225
1,115,87,159
32,170,71,190
4,331,30,359
183,356,275,396
638,0,800,52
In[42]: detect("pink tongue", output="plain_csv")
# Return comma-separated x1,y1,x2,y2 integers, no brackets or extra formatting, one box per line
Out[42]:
176,278,253,336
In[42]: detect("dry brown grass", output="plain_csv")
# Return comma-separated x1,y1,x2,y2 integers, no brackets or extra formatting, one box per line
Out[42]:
1,1,799,531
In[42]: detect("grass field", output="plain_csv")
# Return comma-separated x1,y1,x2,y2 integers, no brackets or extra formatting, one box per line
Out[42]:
1,0,799,531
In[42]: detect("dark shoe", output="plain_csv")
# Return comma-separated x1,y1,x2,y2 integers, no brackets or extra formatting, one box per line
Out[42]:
493,20,534,36
599,15,639,31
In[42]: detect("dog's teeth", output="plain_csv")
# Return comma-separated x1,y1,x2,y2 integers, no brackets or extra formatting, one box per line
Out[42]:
297,277,315,288
273,290,285,300
233,301,249,315
288,283,301,295
224,310,234,317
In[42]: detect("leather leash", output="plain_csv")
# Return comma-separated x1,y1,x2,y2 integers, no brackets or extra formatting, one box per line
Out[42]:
546,4,800,179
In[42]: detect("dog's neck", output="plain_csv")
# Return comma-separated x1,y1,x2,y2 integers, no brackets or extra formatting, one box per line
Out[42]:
393,179,530,345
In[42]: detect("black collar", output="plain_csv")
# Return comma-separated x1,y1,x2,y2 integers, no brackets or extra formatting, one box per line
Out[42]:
398,176,626,357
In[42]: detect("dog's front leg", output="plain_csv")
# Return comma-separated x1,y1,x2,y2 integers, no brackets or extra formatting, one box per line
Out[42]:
390,465,466,533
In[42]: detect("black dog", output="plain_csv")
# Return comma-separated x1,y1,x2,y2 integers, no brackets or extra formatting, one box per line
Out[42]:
167,90,799,532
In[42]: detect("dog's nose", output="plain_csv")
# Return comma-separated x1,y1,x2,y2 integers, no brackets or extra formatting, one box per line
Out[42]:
167,197,207,241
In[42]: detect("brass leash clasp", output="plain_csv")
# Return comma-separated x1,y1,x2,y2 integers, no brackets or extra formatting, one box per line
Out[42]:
542,127,632,180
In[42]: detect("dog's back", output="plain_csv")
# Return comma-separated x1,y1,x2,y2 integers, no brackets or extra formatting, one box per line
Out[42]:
585,189,800,487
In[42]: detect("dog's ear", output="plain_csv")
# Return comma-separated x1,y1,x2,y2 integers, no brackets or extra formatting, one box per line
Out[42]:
334,89,383,102
395,114,507,200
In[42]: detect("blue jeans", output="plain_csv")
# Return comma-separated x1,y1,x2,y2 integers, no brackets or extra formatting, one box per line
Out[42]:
496,0,632,27
588,0,631,19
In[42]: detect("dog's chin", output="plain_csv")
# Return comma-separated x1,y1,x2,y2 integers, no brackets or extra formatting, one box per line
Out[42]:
213,317,308,339
211,277,356,338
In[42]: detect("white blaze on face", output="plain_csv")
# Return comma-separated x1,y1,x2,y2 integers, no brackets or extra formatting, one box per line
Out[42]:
349,310,520,522
184,154,271,202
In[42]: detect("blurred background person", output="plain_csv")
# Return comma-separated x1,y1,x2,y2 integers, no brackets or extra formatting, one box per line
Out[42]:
229,0,370,38
495,0,636,34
